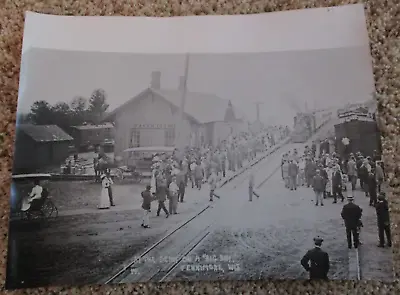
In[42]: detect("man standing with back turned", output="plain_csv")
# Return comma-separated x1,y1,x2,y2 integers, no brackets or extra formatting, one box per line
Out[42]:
341,196,363,249
301,236,330,280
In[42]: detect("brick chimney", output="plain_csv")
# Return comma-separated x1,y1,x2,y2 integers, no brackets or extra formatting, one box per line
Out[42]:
151,71,161,89
178,76,186,91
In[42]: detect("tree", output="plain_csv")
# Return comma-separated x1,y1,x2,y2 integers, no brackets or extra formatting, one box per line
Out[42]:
28,100,54,125
71,96,87,113
88,89,109,124
70,96,88,125
52,102,73,130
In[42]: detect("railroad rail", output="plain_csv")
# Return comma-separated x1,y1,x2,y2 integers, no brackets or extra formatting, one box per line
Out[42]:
104,206,211,284
348,248,361,280
104,140,292,285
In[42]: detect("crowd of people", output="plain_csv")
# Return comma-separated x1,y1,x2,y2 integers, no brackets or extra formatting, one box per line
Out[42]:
287,142,392,280
139,126,289,228
281,145,385,207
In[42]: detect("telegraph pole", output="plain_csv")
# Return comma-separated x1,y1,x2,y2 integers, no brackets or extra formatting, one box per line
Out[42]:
251,101,264,133
174,54,190,151
254,101,264,122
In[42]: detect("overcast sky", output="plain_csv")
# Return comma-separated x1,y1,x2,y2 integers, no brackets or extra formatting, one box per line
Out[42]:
19,46,375,126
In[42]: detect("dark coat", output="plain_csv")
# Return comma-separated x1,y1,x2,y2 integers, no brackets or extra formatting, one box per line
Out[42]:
356,158,363,170
288,163,298,177
301,247,330,279
194,165,204,179
176,171,186,186
332,171,342,188
312,175,326,192
375,199,390,225
341,203,363,229
359,165,369,180
320,169,328,180
305,162,317,177
368,173,377,194
141,190,152,210
156,184,168,202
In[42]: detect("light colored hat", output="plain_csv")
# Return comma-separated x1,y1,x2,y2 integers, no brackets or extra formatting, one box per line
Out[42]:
347,196,354,201
100,174,106,179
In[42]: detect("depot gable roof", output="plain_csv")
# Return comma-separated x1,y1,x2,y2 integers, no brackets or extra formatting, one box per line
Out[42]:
105,87,243,124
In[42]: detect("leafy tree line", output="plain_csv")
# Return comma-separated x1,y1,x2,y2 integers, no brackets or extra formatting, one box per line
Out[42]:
19,89,110,132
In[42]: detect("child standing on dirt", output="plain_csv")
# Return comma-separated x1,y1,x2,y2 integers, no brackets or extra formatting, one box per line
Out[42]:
141,185,153,228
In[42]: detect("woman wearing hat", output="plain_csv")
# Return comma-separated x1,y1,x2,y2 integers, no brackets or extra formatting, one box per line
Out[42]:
98,173,111,209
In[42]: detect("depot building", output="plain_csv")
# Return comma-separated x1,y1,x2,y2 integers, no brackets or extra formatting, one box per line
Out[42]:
105,71,247,158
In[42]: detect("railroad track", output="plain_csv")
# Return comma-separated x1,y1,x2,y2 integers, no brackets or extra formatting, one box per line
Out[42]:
349,245,361,280
104,139,294,285
104,206,211,284
156,229,212,282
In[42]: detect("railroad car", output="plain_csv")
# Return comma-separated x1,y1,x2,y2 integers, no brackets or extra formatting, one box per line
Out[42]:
334,115,381,158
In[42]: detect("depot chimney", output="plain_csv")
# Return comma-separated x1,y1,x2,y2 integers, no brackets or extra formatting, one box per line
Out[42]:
150,71,161,89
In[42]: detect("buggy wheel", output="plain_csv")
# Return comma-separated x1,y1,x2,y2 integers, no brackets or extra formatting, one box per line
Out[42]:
115,169,124,183
41,199,55,218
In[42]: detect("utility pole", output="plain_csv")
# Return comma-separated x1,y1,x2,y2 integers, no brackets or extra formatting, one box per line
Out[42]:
254,101,264,121
174,53,190,151
251,101,264,133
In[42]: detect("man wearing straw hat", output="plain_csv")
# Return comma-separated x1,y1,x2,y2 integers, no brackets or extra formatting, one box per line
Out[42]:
300,236,330,280
341,195,363,249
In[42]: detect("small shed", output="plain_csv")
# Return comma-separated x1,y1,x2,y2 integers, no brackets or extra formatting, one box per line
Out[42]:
69,123,114,151
12,124,74,173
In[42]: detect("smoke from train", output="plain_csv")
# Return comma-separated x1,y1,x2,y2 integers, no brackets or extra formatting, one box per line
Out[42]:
291,110,333,143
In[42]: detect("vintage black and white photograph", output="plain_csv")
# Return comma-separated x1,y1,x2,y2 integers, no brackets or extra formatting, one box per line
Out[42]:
6,4,394,290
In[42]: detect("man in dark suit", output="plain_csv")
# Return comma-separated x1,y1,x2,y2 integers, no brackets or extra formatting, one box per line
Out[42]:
356,154,364,188
288,160,299,191
368,170,378,207
305,159,317,188
332,165,344,203
155,175,169,218
312,170,326,206
301,236,330,280
341,196,363,249
376,192,392,248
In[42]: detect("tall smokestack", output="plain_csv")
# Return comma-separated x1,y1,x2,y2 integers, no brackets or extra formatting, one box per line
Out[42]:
150,71,161,89
178,76,186,91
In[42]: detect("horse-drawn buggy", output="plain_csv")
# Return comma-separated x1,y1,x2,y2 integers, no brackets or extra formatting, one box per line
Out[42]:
93,150,144,183
11,173,58,221
118,146,176,180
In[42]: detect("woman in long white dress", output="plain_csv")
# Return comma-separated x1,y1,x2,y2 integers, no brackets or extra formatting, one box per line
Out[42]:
98,174,111,209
